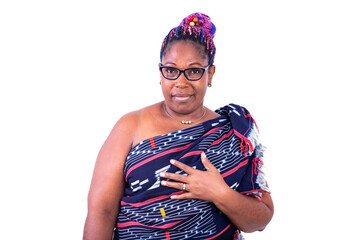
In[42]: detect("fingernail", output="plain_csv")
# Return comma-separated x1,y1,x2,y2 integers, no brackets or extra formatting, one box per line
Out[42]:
201,152,206,157
170,160,175,164
161,180,167,186
160,172,165,177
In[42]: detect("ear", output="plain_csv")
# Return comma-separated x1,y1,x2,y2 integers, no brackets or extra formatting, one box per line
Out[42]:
208,65,216,86
159,62,163,76
159,63,164,84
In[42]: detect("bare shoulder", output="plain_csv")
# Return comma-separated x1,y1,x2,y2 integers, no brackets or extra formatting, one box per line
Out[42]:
116,103,160,124
111,110,140,143
111,103,161,146
94,111,141,170
116,103,160,126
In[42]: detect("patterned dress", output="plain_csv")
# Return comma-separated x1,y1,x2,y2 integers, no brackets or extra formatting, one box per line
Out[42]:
113,104,269,240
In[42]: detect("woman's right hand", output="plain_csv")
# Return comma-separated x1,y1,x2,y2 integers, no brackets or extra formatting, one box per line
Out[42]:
160,152,230,202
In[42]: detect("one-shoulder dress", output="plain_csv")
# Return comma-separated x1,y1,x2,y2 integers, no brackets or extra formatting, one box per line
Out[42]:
113,104,269,240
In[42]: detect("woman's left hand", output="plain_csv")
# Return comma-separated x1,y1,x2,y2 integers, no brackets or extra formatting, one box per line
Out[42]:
160,152,230,202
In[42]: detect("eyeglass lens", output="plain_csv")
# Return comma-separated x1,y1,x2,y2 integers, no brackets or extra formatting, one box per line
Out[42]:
161,67,204,80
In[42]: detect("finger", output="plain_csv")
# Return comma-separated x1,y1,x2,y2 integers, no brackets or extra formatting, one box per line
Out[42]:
170,192,192,200
161,180,186,191
160,172,187,183
201,152,216,171
170,159,195,174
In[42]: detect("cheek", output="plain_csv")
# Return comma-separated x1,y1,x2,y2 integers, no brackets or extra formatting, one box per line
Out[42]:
193,82,208,97
197,77,209,92
161,81,173,97
161,80,172,89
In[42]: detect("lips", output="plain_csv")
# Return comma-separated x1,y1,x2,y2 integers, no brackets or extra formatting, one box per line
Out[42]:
172,94,193,101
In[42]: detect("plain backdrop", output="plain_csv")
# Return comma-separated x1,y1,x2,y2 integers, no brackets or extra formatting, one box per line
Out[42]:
1,1,359,239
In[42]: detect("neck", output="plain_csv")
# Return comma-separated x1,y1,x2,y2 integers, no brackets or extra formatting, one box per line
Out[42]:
163,102,206,125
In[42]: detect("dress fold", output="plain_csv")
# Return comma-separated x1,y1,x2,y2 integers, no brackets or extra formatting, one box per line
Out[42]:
113,104,269,240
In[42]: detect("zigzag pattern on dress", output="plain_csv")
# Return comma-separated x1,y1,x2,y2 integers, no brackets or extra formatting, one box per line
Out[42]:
113,104,269,240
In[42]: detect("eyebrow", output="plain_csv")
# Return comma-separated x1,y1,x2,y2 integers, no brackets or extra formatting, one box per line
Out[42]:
162,62,205,67
188,62,204,67
162,61,176,66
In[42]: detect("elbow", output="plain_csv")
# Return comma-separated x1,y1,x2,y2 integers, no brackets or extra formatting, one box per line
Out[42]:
240,223,269,233
252,194,274,232
240,208,274,233
240,224,268,233
258,226,266,232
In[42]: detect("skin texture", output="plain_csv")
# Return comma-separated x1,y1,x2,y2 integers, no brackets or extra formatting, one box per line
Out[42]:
83,113,135,239
160,40,216,119
83,40,273,239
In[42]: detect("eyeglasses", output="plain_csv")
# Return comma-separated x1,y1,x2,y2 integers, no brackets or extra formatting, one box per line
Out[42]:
159,64,210,81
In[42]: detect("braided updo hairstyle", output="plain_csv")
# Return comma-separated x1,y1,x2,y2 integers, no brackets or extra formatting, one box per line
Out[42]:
160,13,216,66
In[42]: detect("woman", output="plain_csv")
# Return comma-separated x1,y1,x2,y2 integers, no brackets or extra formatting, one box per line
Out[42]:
84,13,274,240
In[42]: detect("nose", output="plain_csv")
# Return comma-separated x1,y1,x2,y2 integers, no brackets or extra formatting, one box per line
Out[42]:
175,72,188,88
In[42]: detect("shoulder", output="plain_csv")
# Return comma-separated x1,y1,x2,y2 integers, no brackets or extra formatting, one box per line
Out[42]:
111,110,140,148
112,111,139,137
216,103,259,135
215,103,252,118
229,103,257,127
112,102,163,146
114,102,160,128
117,103,161,126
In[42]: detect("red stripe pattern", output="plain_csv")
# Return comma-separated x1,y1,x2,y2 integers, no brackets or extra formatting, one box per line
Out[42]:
150,137,156,149
114,104,269,239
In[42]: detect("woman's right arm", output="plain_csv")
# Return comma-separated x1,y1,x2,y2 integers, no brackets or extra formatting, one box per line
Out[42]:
83,113,137,240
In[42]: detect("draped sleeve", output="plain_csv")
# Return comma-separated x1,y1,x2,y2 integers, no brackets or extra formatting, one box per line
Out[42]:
215,104,270,200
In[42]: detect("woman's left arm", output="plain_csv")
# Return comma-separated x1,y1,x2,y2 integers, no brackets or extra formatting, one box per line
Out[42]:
213,186,274,233
160,152,274,233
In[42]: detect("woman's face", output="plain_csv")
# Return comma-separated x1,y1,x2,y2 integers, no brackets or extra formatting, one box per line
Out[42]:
160,40,215,115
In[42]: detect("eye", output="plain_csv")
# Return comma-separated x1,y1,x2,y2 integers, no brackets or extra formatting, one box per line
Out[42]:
166,68,175,74
162,67,179,78
190,69,200,74
187,68,203,77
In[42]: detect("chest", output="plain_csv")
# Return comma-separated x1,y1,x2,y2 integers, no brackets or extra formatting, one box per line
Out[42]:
131,118,184,148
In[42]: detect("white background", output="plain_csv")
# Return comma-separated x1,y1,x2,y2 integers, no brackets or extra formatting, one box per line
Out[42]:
1,0,359,239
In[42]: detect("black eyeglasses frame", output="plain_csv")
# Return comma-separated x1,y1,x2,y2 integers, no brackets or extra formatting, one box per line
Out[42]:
159,64,210,81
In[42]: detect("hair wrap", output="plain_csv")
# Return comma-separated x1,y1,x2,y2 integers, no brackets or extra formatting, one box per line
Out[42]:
179,13,216,39
160,12,216,65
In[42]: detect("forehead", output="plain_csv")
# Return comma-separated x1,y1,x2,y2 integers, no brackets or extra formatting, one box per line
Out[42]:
162,40,208,65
